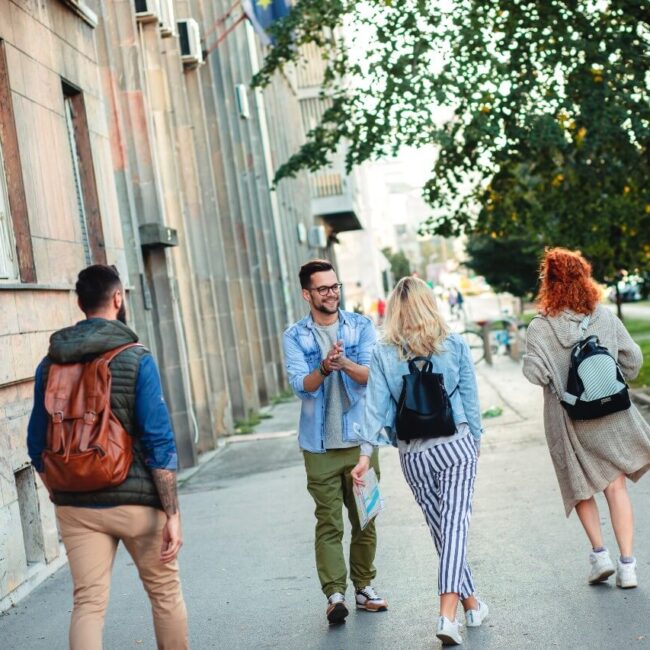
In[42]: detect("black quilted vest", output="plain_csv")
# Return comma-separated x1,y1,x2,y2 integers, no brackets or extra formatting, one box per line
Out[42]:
42,319,162,509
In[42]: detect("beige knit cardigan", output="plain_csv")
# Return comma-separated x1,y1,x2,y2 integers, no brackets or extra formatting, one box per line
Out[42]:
523,305,650,516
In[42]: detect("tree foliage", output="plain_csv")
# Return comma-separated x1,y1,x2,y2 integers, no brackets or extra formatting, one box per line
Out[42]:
254,1,650,281
382,247,411,284
464,234,542,299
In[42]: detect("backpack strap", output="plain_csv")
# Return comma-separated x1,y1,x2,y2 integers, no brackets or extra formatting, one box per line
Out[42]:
78,343,144,451
100,342,145,364
578,314,590,338
408,355,433,374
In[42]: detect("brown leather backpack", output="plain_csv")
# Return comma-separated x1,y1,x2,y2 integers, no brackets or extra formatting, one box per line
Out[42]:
42,343,142,492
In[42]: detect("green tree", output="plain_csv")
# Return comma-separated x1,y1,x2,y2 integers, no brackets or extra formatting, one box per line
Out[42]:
255,1,650,299
464,233,543,304
382,247,411,285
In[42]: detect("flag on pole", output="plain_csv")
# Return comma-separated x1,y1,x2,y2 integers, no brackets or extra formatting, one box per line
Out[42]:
241,0,290,45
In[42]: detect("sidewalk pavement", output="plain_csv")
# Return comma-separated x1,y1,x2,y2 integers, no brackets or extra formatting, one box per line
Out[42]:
2,358,650,649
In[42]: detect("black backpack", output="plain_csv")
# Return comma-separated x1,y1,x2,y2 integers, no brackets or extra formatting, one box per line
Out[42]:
395,356,457,442
560,316,630,420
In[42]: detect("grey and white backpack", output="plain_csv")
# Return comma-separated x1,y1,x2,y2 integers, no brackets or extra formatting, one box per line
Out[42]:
560,315,631,420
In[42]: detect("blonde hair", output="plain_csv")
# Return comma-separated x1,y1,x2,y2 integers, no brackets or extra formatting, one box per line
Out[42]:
382,277,450,358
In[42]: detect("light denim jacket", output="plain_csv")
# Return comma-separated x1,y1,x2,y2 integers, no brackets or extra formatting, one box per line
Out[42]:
283,310,377,452
360,333,483,447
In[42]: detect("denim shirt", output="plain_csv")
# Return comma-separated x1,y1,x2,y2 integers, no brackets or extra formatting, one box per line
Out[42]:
283,310,377,453
360,333,483,448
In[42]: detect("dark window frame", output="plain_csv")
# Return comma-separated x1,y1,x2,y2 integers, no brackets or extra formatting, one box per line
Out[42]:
62,79,106,265
0,40,36,283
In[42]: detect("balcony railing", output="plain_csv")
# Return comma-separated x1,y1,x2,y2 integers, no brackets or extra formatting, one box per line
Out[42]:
310,172,343,199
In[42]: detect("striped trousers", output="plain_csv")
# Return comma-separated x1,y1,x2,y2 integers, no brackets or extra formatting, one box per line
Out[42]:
399,435,478,598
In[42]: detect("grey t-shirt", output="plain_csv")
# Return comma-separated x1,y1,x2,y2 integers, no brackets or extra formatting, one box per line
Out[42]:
312,321,355,449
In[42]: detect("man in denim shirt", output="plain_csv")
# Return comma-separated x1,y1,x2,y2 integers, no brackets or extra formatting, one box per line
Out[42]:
283,259,388,624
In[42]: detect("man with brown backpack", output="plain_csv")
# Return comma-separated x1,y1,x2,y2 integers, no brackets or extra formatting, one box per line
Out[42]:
26,264,188,650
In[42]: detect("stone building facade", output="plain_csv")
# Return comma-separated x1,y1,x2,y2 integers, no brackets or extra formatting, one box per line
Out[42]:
0,0,320,609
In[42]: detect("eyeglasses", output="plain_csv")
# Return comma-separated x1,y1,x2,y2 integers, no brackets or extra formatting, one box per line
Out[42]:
309,283,342,296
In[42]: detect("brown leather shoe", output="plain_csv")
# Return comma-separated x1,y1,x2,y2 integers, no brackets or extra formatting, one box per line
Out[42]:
326,593,349,625
355,586,388,612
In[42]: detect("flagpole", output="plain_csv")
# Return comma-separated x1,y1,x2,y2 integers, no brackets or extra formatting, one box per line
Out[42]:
205,12,247,56
203,0,243,39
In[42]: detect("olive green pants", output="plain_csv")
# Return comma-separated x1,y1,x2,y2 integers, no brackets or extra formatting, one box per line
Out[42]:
303,447,380,597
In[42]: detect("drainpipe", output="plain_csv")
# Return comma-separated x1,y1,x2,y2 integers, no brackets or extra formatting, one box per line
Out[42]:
244,21,294,325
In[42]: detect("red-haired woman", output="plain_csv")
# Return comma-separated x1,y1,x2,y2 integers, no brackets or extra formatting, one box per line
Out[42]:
523,248,650,589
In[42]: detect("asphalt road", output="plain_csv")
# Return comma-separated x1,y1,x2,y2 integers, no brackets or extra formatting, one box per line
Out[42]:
2,359,650,649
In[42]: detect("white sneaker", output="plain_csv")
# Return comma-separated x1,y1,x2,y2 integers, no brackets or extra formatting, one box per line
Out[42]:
355,585,388,611
436,616,462,646
465,599,489,627
616,558,638,589
588,549,615,584
326,592,349,625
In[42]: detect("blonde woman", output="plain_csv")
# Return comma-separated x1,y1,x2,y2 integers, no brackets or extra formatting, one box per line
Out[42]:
351,277,487,646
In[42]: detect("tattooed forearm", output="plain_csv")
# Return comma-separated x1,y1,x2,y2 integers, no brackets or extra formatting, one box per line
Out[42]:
151,469,179,516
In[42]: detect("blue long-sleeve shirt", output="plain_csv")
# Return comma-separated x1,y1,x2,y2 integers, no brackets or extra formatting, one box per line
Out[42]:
27,354,178,473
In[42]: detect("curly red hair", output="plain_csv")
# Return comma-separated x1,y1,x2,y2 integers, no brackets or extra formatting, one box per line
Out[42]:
537,248,600,316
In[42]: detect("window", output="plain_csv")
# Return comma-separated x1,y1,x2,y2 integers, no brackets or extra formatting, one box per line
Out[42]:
0,40,35,282
0,141,17,279
62,80,106,265
63,94,92,265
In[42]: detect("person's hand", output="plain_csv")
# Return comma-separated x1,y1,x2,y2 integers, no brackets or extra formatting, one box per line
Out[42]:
324,340,344,372
328,355,349,371
160,512,183,563
351,455,371,486
328,340,348,371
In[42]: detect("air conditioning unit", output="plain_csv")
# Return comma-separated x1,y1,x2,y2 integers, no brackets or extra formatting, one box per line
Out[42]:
159,0,175,37
308,225,327,249
177,19,203,66
235,84,251,119
134,0,161,23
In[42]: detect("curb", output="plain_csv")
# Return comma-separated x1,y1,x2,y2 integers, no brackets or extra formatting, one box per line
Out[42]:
178,429,297,486
225,429,296,444
0,543,68,614
177,442,226,486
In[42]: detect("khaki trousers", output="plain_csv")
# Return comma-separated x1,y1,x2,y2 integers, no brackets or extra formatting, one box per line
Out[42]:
56,505,188,650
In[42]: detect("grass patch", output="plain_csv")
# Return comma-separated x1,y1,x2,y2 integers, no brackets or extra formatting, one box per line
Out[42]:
270,388,295,406
234,411,265,435
625,318,650,389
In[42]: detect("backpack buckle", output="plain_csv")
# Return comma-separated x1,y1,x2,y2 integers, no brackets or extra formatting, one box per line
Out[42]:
52,411,64,423
84,411,97,425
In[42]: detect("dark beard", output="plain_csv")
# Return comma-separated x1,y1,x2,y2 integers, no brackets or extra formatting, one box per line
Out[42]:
117,302,127,324
314,299,339,315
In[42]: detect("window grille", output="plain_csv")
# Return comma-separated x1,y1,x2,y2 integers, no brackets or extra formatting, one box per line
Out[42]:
63,97,92,265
